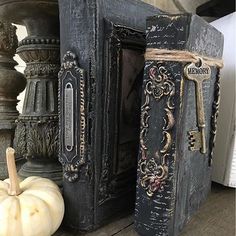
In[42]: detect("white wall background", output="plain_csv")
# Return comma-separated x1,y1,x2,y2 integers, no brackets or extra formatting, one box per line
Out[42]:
142,0,209,13
14,24,27,113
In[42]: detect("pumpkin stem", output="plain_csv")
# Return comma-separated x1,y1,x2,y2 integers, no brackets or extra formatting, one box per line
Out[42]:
6,147,22,196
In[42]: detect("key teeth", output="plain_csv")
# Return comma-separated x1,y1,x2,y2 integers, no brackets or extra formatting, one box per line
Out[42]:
189,147,195,151
189,142,195,147
188,141,196,151
188,131,196,142
187,130,201,151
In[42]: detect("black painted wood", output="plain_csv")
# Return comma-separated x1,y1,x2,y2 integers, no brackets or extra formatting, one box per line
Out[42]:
58,0,161,231
134,14,224,236
196,0,235,18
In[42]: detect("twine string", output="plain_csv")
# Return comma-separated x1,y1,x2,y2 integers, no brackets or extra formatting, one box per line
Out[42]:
145,48,223,68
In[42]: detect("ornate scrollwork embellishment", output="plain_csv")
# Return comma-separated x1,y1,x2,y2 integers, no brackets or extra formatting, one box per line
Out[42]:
146,66,175,101
58,51,86,182
138,62,175,197
139,155,169,197
63,164,79,182
209,69,221,166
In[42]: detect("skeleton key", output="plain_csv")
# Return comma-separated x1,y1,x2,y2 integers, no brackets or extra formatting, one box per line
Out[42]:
184,59,211,154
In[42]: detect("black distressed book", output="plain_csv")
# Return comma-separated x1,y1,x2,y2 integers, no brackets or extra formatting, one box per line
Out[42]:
58,0,161,231
135,14,224,236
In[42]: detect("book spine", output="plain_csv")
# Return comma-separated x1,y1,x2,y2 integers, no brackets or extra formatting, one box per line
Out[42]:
58,0,97,230
135,13,224,236
135,14,190,236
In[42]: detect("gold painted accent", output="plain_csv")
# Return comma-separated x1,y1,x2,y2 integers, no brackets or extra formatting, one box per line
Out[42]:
139,62,175,197
161,131,172,154
163,108,175,130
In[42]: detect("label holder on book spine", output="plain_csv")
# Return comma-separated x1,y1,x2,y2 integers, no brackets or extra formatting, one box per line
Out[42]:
58,51,86,182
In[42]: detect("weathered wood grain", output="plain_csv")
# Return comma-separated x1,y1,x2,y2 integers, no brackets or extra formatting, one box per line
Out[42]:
55,183,235,236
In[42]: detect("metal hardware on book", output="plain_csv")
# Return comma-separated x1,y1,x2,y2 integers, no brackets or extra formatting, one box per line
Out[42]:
58,51,86,182
184,59,211,154
64,82,74,152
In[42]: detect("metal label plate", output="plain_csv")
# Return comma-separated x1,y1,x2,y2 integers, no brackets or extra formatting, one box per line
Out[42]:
58,51,86,182
64,82,74,151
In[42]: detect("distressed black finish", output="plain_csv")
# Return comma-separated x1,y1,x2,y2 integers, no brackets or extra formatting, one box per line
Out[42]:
134,14,224,236
58,0,161,231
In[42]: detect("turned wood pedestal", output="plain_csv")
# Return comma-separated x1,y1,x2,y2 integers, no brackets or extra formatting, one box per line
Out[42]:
0,0,62,185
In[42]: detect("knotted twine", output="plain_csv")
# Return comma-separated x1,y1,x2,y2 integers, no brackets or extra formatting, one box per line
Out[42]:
144,48,224,68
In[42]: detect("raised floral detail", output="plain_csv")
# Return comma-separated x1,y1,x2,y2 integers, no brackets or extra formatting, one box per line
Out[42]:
139,62,175,197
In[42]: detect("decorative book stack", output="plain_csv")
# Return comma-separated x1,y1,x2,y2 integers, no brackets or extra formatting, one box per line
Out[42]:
135,14,224,236
58,0,161,231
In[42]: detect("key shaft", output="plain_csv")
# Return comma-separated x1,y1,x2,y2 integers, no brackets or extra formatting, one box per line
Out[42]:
185,60,211,154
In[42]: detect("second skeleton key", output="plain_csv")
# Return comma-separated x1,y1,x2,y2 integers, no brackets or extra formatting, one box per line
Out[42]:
185,59,211,154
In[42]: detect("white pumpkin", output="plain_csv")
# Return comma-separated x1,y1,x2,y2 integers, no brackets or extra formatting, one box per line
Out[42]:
0,148,64,236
